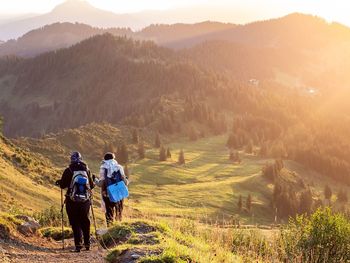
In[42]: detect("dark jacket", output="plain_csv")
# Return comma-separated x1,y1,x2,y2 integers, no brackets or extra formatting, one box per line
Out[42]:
59,161,94,197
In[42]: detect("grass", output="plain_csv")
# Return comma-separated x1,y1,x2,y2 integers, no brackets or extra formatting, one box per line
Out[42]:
13,128,350,225
0,212,24,239
104,219,241,263
40,226,73,240
122,135,275,224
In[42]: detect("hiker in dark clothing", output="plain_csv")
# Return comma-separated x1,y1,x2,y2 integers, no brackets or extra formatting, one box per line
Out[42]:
93,152,128,227
56,152,94,253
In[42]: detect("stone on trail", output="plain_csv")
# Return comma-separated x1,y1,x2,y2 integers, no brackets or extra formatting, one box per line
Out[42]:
17,216,41,236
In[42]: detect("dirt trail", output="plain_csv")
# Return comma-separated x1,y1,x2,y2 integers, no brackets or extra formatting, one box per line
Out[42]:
0,235,106,263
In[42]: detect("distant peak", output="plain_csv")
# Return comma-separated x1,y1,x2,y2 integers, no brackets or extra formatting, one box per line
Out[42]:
51,0,95,13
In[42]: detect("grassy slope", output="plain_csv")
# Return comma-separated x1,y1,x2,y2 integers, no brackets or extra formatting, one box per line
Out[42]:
0,135,60,213
14,124,350,224
126,135,273,224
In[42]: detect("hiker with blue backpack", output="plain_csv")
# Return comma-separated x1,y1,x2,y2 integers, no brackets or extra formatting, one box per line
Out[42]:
93,152,129,227
55,152,94,253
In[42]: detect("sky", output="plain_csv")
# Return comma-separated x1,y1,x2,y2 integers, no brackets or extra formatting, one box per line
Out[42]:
1,0,350,26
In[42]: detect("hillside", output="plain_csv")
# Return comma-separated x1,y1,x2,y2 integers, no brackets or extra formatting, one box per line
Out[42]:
0,127,60,213
0,23,133,57
0,0,138,41
2,13,350,57
0,33,240,138
14,122,350,224
0,21,236,57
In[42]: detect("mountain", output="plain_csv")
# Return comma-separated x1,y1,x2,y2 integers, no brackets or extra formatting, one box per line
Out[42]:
0,34,226,137
139,21,236,49
0,0,139,40
0,22,133,57
0,21,236,57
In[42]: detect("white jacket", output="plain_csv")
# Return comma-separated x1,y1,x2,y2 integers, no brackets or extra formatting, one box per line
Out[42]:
98,159,128,186
95,159,128,212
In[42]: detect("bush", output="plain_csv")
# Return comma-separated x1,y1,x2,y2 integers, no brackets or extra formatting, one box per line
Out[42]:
278,207,350,262
231,229,273,259
100,224,132,248
33,206,68,227
40,227,73,241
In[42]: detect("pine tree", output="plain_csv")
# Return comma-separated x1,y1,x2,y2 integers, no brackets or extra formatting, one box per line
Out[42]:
138,141,145,159
337,189,348,203
166,147,172,158
132,129,139,144
226,133,237,149
178,149,185,165
154,133,161,148
159,146,167,161
299,189,313,214
259,142,268,157
237,195,243,211
324,185,332,204
189,126,198,141
246,194,252,212
124,164,129,179
245,140,253,154
117,143,129,164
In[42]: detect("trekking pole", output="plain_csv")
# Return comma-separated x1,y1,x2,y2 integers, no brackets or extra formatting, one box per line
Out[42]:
90,194,98,239
60,188,65,250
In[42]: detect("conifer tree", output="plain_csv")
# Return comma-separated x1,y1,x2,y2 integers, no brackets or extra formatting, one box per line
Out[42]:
132,129,139,144
246,194,252,212
226,133,237,149
124,164,130,179
166,147,172,158
178,149,185,165
117,143,129,164
159,146,167,161
138,141,145,159
337,189,348,203
238,195,243,212
189,126,198,141
245,140,253,154
299,189,313,214
154,133,161,148
324,185,332,204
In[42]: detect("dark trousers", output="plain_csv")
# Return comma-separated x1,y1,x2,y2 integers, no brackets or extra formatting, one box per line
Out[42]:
66,200,91,249
103,196,124,226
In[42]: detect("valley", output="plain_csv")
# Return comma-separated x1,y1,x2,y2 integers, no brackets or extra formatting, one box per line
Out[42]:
0,1,350,261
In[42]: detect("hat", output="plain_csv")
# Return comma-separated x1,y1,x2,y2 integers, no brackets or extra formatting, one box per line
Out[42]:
70,151,82,163
104,152,115,160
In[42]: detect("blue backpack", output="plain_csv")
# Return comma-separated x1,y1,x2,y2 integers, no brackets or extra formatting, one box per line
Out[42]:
69,170,91,202
105,168,128,203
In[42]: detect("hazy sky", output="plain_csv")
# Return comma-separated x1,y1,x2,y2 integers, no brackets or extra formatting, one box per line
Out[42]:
1,0,350,26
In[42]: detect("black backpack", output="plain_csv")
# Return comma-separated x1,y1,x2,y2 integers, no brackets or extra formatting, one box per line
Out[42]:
105,169,123,187
69,170,91,202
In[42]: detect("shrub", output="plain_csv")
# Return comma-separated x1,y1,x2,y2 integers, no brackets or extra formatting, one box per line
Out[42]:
100,224,132,248
278,207,350,262
231,229,273,259
33,206,68,227
40,227,73,241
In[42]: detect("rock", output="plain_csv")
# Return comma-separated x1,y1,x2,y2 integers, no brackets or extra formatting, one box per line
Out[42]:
15,215,35,222
96,229,108,236
131,254,141,259
17,219,40,236
0,224,10,239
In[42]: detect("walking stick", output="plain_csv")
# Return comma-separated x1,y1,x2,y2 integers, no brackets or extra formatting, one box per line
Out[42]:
60,188,65,250
90,194,98,239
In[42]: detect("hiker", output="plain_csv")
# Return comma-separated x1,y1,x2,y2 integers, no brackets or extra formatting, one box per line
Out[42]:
55,152,94,252
93,152,128,226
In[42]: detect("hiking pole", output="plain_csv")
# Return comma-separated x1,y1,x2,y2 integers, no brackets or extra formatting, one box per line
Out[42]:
60,188,65,250
90,194,98,240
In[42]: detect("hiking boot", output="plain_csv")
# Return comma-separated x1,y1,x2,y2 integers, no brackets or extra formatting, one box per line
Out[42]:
85,246,90,251
71,247,81,253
